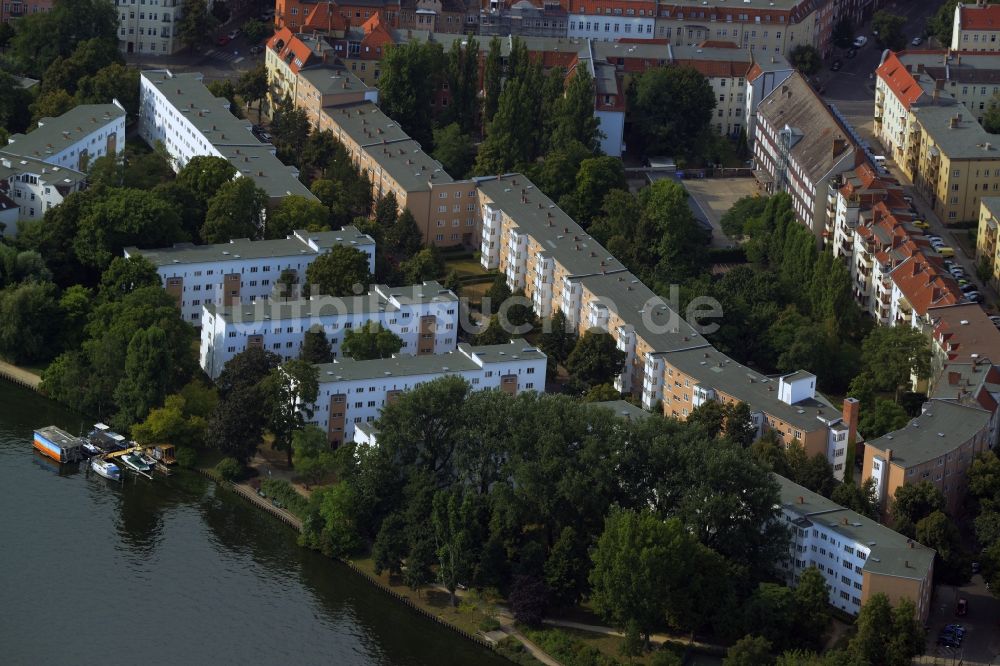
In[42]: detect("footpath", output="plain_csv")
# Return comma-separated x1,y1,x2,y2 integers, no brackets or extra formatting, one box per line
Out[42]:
0,360,41,390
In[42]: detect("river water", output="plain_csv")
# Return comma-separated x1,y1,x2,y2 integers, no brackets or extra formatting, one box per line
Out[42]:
0,381,506,666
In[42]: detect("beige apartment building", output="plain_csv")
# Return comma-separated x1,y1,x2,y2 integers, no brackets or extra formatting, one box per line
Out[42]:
951,1,1000,52
863,399,993,522
976,196,1000,287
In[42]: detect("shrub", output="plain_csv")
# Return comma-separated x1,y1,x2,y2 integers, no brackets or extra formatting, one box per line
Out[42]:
261,478,309,518
215,456,243,481
175,446,197,469
526,629,619,666
479,616,501,632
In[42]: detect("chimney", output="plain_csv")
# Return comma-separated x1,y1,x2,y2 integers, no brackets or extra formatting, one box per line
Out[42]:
885,448,893,461
797,496,805,504
917,63,925,73
843,397,860,453
948,371,961,385
833,138,847,157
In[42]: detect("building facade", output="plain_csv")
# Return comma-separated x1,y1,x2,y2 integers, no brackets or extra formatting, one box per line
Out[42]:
310,339,546,444
863,399,993,521
125,226,376,324
951,1,1000,52
199,282,459,378
114,0,181,56
138,69,316,204
776,474,936,622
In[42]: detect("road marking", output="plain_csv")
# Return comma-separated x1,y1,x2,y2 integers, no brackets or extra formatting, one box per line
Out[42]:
233,57,245,64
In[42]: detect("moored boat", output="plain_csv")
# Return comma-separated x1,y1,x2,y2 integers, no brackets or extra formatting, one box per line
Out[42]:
90,458,121,481
120,452,153,473
33,426,85,463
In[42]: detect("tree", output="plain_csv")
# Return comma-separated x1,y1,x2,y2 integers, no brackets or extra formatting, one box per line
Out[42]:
872,10,907,51
432,490,475,606
848,593,923,666
388,209,424,258
860,326,930,401
216,346,283,396
795,567,831,649
270,98,311,166
483,37,503,125
292,425,337,486
342,321,404,360
788,45,821,76
566,330,626,387
474,316,509,346
539,310,577,375
831,478,879,519
30,89,77,124
263,359,319,465
76,63,140,118
724,636,774,666
404,536,436,591
916,510,968,584
483,274,512,315
859,399,909,439
98,256,161,302
432,123,475,178
131,392,209,449
378,41,443,147
720,195,767,239
74,187,187,269
443,36,480,134
9,0,118,77
744,583,797,652
372,512,408,576
305,245,371,296
985,93,1000,134
544,526,590,607
266,195,329,239
176,156,236,207
374,191,399,233
549,68,602,153
891,481,945,536
113,326,172,432
560,157,627,226
627,66,716,159
401,246,444,284
508,575,550,627
0,281,62,364
237,64,268,122
201,177,268,243
177,0,219,50
241,18,270,43
300,329,334,364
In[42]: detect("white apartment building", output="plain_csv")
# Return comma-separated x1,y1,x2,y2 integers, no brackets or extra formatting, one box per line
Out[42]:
745,53,795,145
200,282,459,379
138,69,316,203
309,339,547,445
754,72,858,239
776,474,936,622
567,5,656,41
115,0,184,56
125,226,376,324
0,102,126,234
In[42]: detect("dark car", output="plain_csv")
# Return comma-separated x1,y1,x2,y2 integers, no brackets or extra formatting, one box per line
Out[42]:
217,35,230,46
956,597,968,616
831,59,843,71
846,48,857,59
249,45,263,55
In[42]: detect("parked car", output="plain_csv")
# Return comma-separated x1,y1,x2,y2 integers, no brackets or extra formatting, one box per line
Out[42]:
938,247,955,257
913,221,930,230
965,292,983,303
973,561,982,573
903,194,914,203
228,29,240,40
951,268,967,278
961,284,978,294
988,316,1000,327
944,259,955,270
846,48,858,59
217,35,230,46
831,59,843,71
261,9,275,20
854,36,868,47
956,598,969,616
249,45,263,55
259,132,273,142
912,36,924,46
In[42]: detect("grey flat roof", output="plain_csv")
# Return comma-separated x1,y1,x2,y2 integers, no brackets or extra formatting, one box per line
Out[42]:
5,103,124,161
325,102,452,192
298,65,371,95
898,50,1000,85
314,338,542,381
981,196,1000,218
0,152,86,186
572,271,709,354
590,400,652,421
665,346,838,431
776,474,935,581
865,399,991,467
142,70,315,200
126,226,374,267
913,104,1000,160
475,174,628,278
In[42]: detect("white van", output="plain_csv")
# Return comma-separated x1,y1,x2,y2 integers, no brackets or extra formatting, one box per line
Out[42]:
872,155,886,164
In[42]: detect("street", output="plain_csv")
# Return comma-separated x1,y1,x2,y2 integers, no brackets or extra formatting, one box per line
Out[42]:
922,575,1000,665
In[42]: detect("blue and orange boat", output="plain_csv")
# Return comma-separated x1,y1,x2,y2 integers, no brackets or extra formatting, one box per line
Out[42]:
33,426,85,464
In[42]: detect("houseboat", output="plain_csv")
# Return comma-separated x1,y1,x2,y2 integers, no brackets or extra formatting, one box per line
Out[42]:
33,426,85,464
87,423,128,453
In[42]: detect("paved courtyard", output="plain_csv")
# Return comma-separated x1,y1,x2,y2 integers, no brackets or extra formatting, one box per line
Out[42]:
680,177,760,248
921,575,1000,665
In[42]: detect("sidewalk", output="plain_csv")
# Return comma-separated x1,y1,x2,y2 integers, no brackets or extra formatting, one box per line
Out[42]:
0,359,41,389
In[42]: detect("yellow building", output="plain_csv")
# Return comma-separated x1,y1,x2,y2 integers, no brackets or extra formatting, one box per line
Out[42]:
976,196,1000,286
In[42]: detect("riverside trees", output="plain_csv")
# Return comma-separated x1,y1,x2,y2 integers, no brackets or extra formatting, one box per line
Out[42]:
299,376,789,640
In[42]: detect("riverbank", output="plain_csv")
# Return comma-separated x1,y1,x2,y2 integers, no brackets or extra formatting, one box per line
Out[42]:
0,360,41,391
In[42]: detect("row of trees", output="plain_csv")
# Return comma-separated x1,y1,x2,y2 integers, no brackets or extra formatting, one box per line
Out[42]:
298,375,792,645
968,450,1000,596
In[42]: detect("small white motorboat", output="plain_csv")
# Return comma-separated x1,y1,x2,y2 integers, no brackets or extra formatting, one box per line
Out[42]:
91,458,121,481
120,452,153,474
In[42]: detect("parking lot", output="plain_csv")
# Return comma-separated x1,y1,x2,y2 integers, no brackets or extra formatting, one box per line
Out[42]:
923,575,1000,664
679,177,760,248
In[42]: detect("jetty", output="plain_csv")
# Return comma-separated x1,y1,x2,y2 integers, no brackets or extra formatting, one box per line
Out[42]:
0,360,41,391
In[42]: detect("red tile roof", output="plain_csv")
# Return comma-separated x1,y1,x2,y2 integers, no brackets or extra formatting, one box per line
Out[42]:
960,4,1000,31
876,51,924,110
931,304,1000,364
891,255,963,316
267,27,318,74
